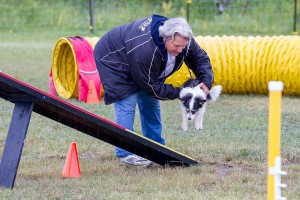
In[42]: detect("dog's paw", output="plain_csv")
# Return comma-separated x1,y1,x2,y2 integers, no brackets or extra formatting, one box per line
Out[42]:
181,126,188,131
195,126,203,131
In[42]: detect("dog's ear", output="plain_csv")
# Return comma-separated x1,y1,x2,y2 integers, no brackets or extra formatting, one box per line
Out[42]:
179,93,192,102
195,97,206,105
199,99,206,105
207,85,222,102
207,94,213,101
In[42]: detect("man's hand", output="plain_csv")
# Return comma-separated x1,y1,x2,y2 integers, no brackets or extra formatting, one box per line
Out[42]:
199,83,210,95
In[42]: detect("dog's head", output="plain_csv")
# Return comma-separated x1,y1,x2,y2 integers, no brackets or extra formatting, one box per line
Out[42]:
179,87,207,120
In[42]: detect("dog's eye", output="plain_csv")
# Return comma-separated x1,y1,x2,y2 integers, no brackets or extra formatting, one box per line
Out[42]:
186,109,190,112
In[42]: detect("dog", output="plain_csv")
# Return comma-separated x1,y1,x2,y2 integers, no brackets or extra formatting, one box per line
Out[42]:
179,79,222,131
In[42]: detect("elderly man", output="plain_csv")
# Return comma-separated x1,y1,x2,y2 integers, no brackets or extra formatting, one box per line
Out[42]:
94,14,213,167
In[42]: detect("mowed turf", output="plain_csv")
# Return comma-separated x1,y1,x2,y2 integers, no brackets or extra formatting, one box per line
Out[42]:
0,30,299,199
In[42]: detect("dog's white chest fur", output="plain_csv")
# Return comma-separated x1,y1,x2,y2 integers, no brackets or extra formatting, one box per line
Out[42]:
179,85,222,131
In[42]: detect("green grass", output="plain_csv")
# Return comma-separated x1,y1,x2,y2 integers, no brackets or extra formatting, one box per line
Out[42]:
0,1,300,198
0,30,299,199
0,0,299,36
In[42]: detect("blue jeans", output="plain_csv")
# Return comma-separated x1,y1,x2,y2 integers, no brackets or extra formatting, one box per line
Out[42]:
114,91,165,157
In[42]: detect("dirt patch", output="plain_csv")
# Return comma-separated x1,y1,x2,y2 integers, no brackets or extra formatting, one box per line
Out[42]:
284,156,300,165
216,164,233,177
198,160,263,178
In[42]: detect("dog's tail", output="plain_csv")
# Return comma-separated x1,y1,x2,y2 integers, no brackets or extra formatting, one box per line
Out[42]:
207,85,222,102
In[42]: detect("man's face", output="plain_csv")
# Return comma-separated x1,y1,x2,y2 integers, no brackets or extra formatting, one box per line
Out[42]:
164,35,189,56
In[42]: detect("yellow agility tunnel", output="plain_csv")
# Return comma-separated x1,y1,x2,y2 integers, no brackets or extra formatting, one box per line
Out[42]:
165,35,300,96
51,35,300,98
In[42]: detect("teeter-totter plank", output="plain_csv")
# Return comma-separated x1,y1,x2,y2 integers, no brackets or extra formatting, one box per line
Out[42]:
0,72,198,189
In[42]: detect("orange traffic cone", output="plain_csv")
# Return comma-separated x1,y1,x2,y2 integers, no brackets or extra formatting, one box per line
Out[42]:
62,142,81,178
86,80,100,104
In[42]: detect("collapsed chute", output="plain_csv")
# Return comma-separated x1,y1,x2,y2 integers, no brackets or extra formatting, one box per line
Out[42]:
50,36,101,102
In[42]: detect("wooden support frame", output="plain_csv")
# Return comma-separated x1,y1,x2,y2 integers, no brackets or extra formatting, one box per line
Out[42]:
0,102,33,189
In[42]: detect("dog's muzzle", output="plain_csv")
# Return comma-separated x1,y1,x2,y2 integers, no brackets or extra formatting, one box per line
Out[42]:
187,112,195,120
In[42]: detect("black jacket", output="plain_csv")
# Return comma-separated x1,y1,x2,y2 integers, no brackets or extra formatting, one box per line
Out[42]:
94,14,214,105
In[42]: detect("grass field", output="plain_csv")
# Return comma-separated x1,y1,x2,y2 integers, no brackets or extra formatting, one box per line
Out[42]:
0,6,300,199
0,30,299,200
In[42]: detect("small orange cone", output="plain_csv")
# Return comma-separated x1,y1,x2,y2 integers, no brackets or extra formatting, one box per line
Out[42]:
86,80,100,104
62,142,81,178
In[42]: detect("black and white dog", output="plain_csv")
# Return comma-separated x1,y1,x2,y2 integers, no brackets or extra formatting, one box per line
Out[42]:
179,79,222,131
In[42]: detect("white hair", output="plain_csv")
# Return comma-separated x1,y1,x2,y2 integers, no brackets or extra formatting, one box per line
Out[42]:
158,17,193,51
